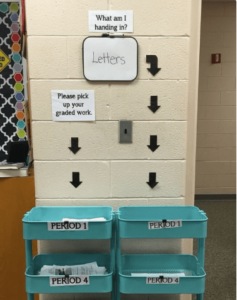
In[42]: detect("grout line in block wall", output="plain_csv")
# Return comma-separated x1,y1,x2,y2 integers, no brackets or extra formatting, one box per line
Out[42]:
27,35,190,38
35,197,185,200
34,160,187,163
66,37,69,79
34,159,186,162
32,120,188,123
109,160,112,198
30,79,189,82
108,81,112,120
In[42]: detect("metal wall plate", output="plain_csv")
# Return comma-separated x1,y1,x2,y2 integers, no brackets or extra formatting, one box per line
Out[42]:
119,120,132,143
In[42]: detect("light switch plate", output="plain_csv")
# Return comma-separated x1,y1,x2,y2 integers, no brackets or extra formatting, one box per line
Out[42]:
119,120,132,143
211,53,221,64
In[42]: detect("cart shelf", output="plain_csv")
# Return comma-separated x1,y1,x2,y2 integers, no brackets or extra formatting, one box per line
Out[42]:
23,206,113,240
118,206,207,238
26,253,113,294
119,254,205,294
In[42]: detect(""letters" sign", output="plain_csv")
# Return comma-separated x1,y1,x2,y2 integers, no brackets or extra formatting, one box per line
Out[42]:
83,36,138,82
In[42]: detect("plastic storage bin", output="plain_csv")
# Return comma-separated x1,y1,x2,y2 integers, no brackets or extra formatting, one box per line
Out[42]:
119,254,206,294
23,206,115,299
118,206,207,238
25,253,113,294
117,206,207,300
23,206,113,240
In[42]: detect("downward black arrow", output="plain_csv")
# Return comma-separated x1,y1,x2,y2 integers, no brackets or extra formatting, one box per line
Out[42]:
70,172,82,188
147,172,158,188
69,137,81,154
146,55,161,76
148,96,160,113
147,135,160,152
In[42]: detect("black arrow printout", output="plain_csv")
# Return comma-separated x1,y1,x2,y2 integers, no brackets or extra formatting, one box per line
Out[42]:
69,137,81,154
148,96,160,113
70,172,82,188
147,172,158,189
146,55,161,76
147,135,160,152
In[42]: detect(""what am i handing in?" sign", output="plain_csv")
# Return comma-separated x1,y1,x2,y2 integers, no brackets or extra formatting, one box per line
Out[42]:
89,10,133,33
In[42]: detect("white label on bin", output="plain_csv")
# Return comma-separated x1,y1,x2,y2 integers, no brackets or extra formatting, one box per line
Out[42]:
148,220,182,230
146,277,180,284
50,276,90,286
47,222,88,231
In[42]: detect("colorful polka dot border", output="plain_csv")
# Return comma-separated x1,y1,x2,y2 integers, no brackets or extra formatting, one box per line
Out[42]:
10,3,26,139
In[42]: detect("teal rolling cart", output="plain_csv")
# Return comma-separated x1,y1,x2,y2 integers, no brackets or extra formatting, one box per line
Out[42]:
23,205,207,300
116,206,208,300
22,206,115,300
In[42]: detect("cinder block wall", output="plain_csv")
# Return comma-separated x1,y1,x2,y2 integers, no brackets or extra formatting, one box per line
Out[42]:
25,1,202,299
196,1,236,195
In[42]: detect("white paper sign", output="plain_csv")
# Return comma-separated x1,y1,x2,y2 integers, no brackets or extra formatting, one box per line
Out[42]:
89,10,133,32
83,37,138,81
47,222,88,231
146,277,180,284
51,90,95,121
50,276,89,286
148,220,182,230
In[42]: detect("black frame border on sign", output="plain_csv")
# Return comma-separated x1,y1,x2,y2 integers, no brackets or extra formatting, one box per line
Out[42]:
82,35,139,82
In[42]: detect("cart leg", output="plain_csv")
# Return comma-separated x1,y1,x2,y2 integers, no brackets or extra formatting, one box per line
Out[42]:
111,213,116,300
197,238,205,269
27,293,34,300
25,240,33,300
116,271,120,300
25,239,33,268
116,214,120,300
197,294,204,300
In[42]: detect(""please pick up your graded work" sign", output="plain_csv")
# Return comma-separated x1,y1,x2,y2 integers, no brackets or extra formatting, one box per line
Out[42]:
51,90,95,121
